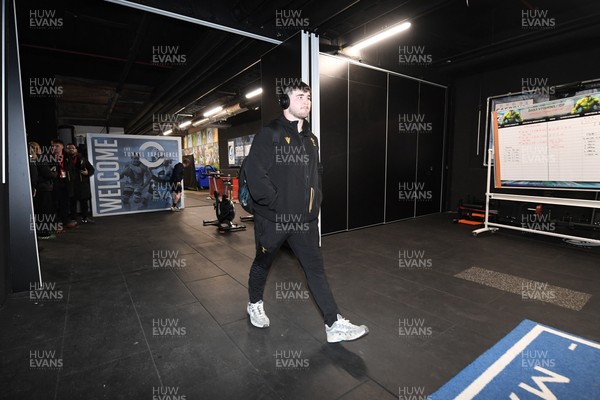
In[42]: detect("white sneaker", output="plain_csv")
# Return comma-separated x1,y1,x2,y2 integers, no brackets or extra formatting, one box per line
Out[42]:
326,314,369,343
170,206,180,212
247,300,270,328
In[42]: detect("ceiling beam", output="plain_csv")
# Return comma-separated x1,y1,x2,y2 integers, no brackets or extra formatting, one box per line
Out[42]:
104,0,282,44
104,13,149,124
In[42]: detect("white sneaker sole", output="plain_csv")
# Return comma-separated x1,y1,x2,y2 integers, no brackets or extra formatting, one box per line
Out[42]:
247,308,270,328
327,326,369,343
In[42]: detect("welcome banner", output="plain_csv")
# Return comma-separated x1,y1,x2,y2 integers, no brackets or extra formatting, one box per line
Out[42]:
86,134,182,217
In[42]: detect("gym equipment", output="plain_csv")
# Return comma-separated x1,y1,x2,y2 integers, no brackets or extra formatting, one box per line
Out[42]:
240,215,254,222
455,203,486,226
518,202,549,221
202,170,246,233
454,202,497,226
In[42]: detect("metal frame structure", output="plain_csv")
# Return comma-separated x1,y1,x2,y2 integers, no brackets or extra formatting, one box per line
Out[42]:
473,149,600,244
105,0,282,45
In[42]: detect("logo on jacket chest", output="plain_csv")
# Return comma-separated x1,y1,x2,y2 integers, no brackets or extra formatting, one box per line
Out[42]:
282,133,316,147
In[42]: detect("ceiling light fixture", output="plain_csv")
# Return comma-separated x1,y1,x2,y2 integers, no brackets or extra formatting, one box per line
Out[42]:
192,118,209,127
163,129,173,135
347,21,411,53
245,88,263,99
178,120,192,129
203,106,223,118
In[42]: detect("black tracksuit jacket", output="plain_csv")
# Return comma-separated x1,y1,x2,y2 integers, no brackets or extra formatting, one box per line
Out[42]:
245,114,322,223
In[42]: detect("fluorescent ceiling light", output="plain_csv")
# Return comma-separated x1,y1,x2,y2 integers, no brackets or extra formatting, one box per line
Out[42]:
349,21,411,52
163,129,173,135
245,88,263,99
178,120,192,129
203,106,223,118
192,118,209,127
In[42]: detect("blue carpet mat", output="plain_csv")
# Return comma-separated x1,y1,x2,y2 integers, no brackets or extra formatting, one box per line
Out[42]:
430,320,600,400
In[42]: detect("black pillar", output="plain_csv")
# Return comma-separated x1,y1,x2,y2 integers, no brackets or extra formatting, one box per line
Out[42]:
0,0,7,304
6,0,41,293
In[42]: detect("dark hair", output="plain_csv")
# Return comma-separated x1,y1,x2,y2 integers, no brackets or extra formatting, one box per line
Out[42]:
51,138,64,146
282,81,310,96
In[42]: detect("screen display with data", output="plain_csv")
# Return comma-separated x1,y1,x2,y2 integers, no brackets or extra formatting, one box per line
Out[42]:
493,94,600,190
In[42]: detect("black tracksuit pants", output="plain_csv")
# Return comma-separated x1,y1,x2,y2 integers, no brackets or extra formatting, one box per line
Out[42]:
248,214,339,326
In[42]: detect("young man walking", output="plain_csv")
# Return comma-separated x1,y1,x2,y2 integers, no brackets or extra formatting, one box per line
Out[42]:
244,82,368,343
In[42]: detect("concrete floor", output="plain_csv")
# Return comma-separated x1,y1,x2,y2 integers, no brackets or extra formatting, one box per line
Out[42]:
1,196,598,400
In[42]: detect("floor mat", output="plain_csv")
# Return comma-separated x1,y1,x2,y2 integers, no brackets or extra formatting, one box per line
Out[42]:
430,319,600,400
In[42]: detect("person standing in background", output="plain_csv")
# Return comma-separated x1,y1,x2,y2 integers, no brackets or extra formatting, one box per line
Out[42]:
51,138,76,230
66,143,95,223
29,141,57,239
169,158,191,211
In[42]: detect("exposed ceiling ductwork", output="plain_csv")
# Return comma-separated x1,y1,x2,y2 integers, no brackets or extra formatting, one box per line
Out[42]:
17,0,600,139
